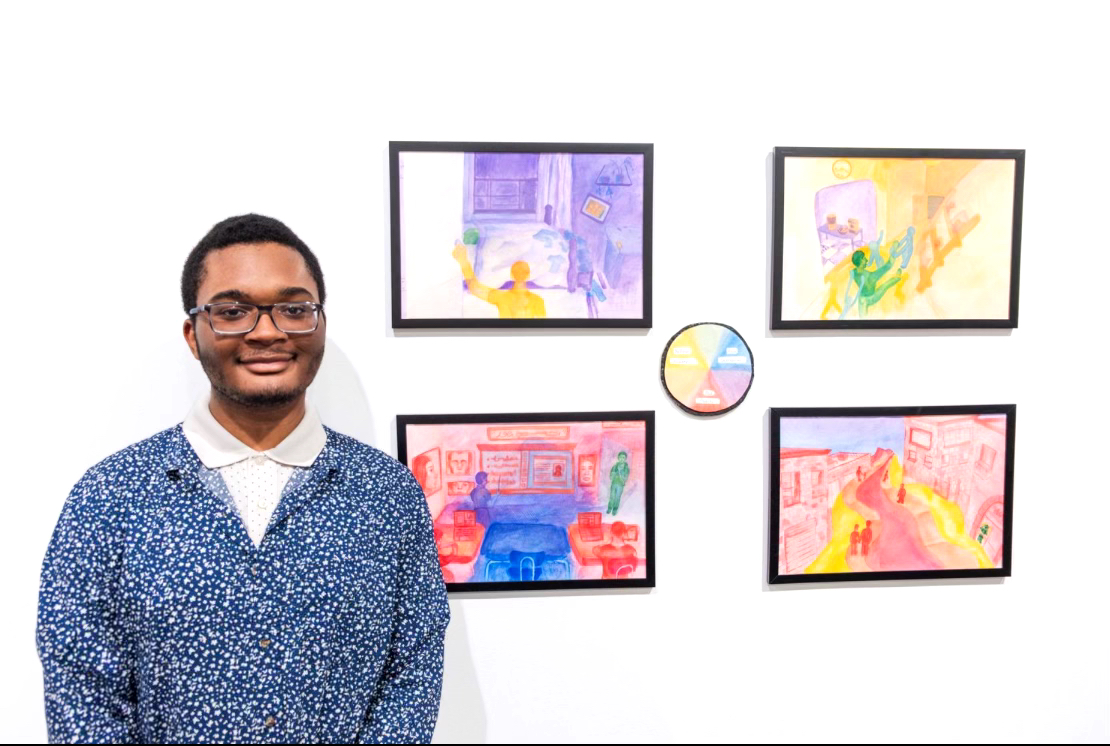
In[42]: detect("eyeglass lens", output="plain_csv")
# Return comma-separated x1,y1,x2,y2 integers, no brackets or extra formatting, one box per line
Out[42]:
208,303,318,333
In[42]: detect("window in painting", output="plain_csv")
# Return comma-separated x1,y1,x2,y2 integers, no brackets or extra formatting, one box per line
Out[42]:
944,426,971,447
783,471,801,507
472,153,538,214
910,428,933,449
977,444,997,473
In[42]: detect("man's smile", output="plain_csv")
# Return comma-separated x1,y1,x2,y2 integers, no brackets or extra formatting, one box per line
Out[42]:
238,352,295,374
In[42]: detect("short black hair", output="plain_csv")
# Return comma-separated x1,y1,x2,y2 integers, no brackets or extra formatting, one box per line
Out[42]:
181,213,326,313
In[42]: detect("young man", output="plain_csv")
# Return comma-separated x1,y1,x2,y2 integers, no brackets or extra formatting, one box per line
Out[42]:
35,214,450,744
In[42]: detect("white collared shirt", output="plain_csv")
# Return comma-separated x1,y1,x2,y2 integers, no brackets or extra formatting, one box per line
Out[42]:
182,390,327,547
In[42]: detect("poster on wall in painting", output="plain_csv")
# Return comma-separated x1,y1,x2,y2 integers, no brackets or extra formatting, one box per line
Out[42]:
411,447,441,496
771,147,1024,329
390,142,653,328
768,405,1015,584
398,411,655,592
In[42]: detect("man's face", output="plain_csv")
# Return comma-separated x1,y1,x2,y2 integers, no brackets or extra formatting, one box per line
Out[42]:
184,242,326,408
448,452,468,474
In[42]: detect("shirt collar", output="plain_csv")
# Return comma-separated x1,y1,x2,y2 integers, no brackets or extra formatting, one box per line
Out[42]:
181,389,327,469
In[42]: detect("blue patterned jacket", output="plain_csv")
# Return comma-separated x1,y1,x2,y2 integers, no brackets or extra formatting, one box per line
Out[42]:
36,424,450,743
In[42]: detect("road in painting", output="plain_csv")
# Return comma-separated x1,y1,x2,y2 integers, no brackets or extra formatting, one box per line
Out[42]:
778,415,1007,576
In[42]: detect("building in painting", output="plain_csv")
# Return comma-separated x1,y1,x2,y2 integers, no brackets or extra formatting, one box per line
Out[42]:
902,415,1007,563
778,448,831,574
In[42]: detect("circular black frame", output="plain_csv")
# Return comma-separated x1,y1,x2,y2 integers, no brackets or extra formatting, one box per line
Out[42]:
659,321,754,417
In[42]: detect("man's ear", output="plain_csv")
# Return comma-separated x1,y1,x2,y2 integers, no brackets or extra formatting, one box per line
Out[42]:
183,318,201,361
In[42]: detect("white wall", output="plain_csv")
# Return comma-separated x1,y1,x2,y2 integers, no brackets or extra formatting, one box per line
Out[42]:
3,2,1108,743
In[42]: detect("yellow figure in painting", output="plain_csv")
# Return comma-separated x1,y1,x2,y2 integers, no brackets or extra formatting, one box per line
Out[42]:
451,242,547,319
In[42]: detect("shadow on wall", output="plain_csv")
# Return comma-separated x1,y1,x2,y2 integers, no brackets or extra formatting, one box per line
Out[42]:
307,339,377,446
433,607,487,744
304,340,487,742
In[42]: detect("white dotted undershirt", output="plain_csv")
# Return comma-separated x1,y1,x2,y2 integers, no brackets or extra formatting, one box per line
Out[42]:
219,455,295,548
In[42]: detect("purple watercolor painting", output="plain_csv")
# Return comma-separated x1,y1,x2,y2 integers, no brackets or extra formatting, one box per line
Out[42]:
392,143,651,325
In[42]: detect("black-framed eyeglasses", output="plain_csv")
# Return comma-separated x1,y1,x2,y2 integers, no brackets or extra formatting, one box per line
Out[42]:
188,302,324,335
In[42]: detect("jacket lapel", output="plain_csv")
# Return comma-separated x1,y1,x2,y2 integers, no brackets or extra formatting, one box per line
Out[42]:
164,424,340,549
163,425,253,551
265,433,340,535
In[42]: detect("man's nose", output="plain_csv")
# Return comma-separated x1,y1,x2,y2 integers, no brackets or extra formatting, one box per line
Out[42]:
245,310,288,342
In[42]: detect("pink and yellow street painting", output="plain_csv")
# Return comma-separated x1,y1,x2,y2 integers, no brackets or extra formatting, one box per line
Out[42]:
776,413,1010,578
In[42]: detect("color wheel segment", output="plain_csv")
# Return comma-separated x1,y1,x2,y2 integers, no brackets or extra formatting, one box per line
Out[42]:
663,323,752,414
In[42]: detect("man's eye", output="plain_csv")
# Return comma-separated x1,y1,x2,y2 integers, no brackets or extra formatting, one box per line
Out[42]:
215,308,247,319
280,306,307,317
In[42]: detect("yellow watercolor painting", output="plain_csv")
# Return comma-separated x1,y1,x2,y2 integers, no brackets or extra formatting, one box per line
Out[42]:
775,149,1023,326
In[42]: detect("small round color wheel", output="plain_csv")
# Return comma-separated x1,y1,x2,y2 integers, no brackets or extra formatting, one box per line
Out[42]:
661,322,753,416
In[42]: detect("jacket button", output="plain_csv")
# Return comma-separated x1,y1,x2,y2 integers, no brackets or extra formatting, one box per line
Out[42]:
264,715,276,727
251,565,260,576
260,638,271,648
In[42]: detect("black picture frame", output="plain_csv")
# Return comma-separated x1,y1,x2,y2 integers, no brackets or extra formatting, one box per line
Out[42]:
771,147,1024,330
397,410,655,593
390,141,653,329
768,404,1016,584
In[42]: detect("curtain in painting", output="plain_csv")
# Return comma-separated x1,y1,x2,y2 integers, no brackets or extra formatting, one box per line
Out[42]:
538,153,573,231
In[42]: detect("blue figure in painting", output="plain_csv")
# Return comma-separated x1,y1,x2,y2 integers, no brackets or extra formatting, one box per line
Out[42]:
565,231,609,319
468,471,493,528
840,227,915,319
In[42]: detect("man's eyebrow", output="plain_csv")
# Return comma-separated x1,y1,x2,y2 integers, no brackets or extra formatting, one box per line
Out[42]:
206,289,251,303
277,286,316,298
203,287,317,304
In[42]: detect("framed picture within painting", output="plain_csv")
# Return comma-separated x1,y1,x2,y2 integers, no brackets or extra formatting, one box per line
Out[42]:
771,147,1024,329
769,405,1015,584
397,411,655,592
390,141,653,328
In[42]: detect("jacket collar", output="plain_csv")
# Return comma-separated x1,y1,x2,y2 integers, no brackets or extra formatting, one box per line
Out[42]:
181,389,327,468
163,423,341,543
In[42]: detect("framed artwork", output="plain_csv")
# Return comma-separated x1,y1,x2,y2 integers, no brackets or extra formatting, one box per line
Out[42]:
769,405,1015,584
447,480,474,497
398,411,655,592
578,454,598,486
445,450,473,476
771,147,1024,329
660,322,754,416
390,141,653,328
411,447,441,496
580,194,612,222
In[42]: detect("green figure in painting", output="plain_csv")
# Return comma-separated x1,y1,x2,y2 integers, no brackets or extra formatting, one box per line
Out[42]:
841,227,915,318
607,452,630,515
